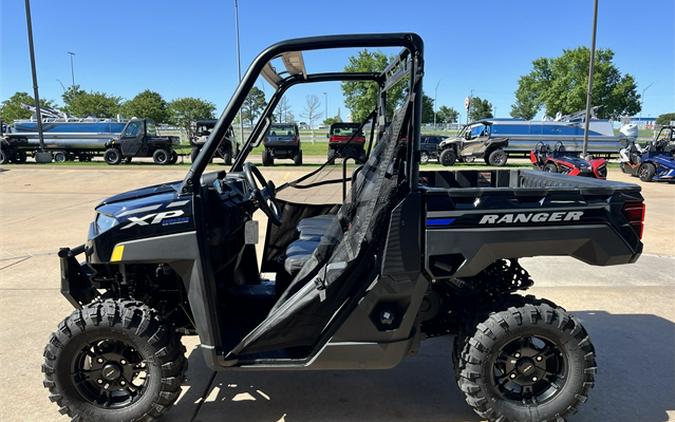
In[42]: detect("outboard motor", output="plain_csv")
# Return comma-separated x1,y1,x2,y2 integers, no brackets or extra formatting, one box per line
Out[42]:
620,123,639,141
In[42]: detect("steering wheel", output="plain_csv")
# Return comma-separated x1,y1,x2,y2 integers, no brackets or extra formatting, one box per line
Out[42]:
242,162,283,226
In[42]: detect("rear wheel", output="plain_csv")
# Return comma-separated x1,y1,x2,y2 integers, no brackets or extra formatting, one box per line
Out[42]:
222,151,232,165
638,163,656,182
293,149,303,166
262,148,274,166
543,163,558,173
168,151,178,164
326,148,336,165
42,299,186,422
439,149,457,166
53,151,68,163
104,148,122,165
456,300,596,422
152,148,170,165
487,148,508,166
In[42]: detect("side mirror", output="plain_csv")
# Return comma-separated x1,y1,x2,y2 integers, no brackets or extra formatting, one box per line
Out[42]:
464,132,471,140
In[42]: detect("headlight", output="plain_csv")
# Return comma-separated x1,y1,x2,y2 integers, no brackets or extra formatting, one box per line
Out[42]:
96,214,119,234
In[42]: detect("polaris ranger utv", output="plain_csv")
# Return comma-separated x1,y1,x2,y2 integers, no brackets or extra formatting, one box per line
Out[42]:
103,119,179,165
45,34,645,422
262,123,302,165
189,119,238,165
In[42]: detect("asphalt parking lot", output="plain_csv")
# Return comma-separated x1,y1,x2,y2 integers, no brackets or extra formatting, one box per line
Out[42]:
0,164,673,421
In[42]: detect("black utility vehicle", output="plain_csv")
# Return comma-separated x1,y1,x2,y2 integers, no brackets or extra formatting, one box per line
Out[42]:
190,119,237,165
262,123,302,165
439,121,509,166
103,119,178,165
327,122,367,163
420,134,445,163
46,34,645,422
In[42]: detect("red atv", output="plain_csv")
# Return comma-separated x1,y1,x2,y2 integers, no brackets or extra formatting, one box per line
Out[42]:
530,141,607,179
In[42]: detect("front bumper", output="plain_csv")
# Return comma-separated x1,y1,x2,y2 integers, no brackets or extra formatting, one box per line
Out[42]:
58,245,97,308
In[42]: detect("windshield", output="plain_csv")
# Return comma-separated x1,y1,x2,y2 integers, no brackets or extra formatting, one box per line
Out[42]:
458,123,487,139
268,124,296,137
330,124,362,136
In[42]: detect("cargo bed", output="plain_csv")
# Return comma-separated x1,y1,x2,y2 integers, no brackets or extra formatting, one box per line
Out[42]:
420,169,644,278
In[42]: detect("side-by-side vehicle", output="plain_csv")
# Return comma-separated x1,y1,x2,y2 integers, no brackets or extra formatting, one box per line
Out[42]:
44,34,645,422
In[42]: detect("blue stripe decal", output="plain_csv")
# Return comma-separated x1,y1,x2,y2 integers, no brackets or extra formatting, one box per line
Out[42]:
426,217,456,227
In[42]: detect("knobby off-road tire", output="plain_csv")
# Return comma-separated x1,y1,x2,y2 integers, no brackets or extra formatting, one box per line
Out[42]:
455,299,596,422
543,163,558,173
42,299,187,422
638,163,656,182
439,149,457,166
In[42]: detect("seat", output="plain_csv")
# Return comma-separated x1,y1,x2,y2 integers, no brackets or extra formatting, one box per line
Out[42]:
283,215,338,273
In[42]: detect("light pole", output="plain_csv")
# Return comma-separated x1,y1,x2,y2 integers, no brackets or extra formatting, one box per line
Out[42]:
433,80,440,128
23,0,50,162
233,0,244,145
323,92,328,121
67,51,75,86
639,82,654,127
582,0,599,157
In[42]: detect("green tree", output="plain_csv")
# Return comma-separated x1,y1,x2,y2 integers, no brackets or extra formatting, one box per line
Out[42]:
469,97,493,121
0,92,55,122
240,87,267,128
510,75,539,119
422,95,435,123
323,115,343,125
61,85,121,117
168,97,216,137
121,90,169,123
512,47,641,119
436,105,459,124
655,112,675,126
341,50,406,122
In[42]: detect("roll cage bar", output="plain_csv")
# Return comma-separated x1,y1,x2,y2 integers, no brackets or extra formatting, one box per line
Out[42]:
181,33,424,194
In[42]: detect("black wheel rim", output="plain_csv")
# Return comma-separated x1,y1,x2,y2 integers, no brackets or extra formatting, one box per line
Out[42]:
71,338,149,409
492,335,567,405
493,151,507,165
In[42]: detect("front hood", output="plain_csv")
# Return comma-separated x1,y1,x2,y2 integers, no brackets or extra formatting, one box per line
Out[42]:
96,181,182,216
439,136,461,148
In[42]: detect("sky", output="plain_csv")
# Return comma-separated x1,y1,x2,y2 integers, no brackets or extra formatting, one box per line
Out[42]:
1,0,673,122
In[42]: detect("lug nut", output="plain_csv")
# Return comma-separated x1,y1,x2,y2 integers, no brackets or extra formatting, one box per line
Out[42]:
96,358,104,364
536,356,543,361
514,352,521,358
120,380,126,386
510,373,517,379
120,359,127,365
97,379,103,384
532,376,538,382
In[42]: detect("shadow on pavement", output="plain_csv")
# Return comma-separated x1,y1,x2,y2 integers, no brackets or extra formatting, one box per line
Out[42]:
171,311,674,422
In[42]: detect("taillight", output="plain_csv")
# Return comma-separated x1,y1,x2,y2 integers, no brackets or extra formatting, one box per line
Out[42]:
623,201,645,239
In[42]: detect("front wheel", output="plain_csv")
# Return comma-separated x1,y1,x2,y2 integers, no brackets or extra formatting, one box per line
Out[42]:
455,300,596,422
420,151,429,164
638,163,656,182
104,148,122,165
42,300,186,422
439,149,457,166
543,163,558,173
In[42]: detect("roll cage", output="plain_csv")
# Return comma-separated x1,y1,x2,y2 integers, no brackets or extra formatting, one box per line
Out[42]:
181,33,424,194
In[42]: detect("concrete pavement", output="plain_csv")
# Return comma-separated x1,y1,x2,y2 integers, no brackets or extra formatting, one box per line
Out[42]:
0,165,673,421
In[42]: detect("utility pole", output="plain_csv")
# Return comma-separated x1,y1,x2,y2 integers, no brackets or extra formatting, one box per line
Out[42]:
233,0,244,146
67,51,76,86
433,80,440,128
24,0,50,162
582,0,599,157
639,82,654,127
323,92,328,121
